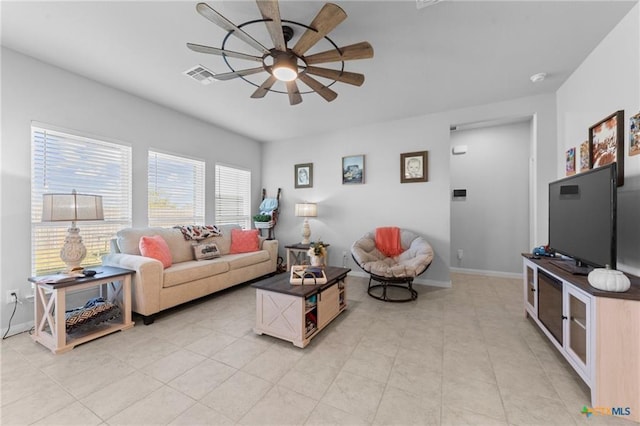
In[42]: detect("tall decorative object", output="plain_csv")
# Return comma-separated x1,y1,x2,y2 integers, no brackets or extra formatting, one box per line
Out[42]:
308,241,327,267
294,203,317,244
42,190,104,271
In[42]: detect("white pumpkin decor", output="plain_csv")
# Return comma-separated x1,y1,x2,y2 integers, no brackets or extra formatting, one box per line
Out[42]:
587,265,631,292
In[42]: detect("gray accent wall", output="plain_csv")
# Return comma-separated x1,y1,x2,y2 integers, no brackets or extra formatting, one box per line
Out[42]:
450,120,532,274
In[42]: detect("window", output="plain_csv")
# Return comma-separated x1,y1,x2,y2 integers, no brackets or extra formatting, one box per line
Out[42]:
148,151,205,227
215,164,251,229
31,126,132,275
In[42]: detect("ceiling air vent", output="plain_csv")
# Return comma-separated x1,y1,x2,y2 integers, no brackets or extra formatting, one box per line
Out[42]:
183,65,216,85
416,0,444,9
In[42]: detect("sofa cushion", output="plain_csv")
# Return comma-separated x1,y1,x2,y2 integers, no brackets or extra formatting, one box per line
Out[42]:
139,235,172,268
163,259,230,288
117,227,193,263
197,224,239,256
116,225,242,261
226,250,271,270
117,227,165,255
230,229,260,254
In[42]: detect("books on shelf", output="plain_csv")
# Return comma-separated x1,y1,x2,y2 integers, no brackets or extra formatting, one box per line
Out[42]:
290,266,327,285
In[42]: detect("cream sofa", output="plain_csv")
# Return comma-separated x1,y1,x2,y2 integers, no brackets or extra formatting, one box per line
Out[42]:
102,224,278,324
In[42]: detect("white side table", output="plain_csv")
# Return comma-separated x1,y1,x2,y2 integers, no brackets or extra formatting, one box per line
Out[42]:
29,266,135,354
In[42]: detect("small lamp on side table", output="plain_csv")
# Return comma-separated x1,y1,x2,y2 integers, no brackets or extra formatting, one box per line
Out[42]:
294,202,317,244
42,189,104,272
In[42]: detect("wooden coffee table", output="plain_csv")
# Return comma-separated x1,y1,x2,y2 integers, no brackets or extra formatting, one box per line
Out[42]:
252,266,349,348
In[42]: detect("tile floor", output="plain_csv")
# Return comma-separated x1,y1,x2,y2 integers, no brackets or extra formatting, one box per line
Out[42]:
1,273,637,425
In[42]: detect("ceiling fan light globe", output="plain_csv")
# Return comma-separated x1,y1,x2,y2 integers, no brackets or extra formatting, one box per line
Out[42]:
273,65,298,81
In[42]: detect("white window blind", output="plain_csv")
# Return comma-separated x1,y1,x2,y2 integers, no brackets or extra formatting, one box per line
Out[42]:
148,151,205,227
31,127,132,275
215,164,251,229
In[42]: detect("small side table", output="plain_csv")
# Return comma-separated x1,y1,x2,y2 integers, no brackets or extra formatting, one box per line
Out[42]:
284,243,330,271
28,266,135,354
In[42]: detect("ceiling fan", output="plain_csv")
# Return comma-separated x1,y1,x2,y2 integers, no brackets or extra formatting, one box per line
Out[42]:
187,1,374,105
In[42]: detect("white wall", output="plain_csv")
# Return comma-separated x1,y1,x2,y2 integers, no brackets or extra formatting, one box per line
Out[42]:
557,4,640,275
262,94,557,286
0,48,263,332
450,120,532,274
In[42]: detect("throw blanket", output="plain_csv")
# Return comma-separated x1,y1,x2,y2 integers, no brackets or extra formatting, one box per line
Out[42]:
65,297,121,333
375,226,403,257
174,225,221,241
259,198,278,214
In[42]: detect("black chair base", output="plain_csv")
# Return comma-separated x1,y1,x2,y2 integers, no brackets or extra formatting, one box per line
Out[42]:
367,274,417,302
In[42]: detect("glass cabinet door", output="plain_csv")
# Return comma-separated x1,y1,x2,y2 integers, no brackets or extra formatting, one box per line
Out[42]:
565,286,590,372
523,261,537,314
527,266,536,309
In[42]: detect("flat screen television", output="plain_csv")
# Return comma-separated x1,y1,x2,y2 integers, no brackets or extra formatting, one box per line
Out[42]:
548,163,617,274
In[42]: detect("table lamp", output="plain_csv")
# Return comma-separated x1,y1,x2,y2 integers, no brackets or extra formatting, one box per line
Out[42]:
294,203,317,244
42,189,104,272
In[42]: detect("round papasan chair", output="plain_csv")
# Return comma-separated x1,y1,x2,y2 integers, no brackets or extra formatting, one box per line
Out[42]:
351,228,434,302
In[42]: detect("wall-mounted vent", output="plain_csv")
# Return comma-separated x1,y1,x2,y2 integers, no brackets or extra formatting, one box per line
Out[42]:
183,65,216,85
416,0,444,10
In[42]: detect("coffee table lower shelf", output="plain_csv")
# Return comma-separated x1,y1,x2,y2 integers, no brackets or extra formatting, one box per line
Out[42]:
253,266,349,348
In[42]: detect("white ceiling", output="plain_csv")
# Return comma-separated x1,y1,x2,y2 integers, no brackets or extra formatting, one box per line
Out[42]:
1,1,637,142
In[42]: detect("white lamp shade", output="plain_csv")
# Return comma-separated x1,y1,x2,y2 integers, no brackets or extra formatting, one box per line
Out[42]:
42,192,104,222
295,203,317,217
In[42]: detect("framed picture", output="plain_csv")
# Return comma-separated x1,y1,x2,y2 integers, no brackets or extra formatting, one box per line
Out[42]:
565,147,576,176
342,155,365,184
589,110,624,186
630,112,640,157
294,163,313,188
400,151,428,183
579,141,590,172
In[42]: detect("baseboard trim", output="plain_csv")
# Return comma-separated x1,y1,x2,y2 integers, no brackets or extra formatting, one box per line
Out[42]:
346,271,452,288
1,320,34,340
450,267,521,279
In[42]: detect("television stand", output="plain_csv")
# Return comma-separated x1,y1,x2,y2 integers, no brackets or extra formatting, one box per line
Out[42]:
522,255,640,422
550,259,592,275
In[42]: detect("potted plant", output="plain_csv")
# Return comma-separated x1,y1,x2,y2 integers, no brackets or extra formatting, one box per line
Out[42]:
307,241,327,267
253,214,273,229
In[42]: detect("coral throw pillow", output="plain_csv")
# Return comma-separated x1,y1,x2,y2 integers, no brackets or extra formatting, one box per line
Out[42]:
139,235,172,268
230,229,260,254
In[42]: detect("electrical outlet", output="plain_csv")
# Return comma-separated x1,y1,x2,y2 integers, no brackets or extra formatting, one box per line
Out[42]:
457,249,464,260
6,289,19,304
342,251,348,268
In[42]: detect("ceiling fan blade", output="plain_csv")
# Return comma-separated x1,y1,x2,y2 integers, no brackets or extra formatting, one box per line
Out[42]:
305,66,364,87
212,67,266,81
187,43,264,62
292,3,347,56
251,75,278,98
304,42,374,65
196,2,270,55
286,80,303,105
256,0,287,52
297,73,338,102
